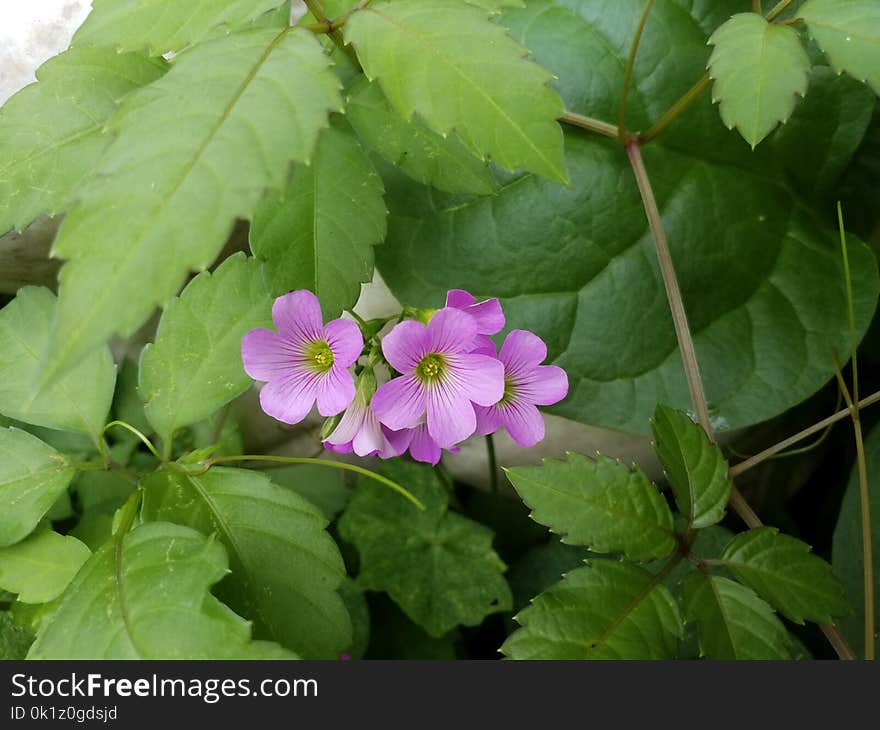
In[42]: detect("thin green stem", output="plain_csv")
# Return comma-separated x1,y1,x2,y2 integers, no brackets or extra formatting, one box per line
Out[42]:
102,420,164,462
765,0,795,22
752,0,762,13
303,0,360,65
559,111,620,140
618,0,655,141
839,204,859,405
202,454,424,509
486,434,499,494
640,75,711,144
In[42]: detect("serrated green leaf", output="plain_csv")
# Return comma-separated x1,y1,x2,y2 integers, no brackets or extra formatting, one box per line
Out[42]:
43,28,342,384
652,405,731,529
0,428,76,547
720,527,847,625
138,253,272,445
708,13,810,147
346,77,496,195
0,612,33,660
0,531,90,604
250,122,386,318
73,0,290,54
505,453,676,562
502,560,682,659
344,0,566,183
681,572,791,659
799,0,880,94
141,467,350,658
27,521,297,659
0,47,166,236
0,288,115,444
378,0,879,436
833,421,880,658
338,460,511,637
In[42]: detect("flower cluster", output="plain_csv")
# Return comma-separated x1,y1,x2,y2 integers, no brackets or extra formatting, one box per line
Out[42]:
241,289,568,465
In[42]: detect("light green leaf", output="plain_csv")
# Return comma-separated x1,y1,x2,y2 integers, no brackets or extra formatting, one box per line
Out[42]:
346,77,496,195
0,428,76,547
378,0,879,436
505,453,676,562
44,28,342,383
141,467,350,658
344,0,567,183
502,560,682,659
73,0,290,53
338,460,511,637
250,122,386,318
27,522,297,659
681,572,791,659
833,421,880,658
708,13,810,147
0,612,33,659
138,253,272,445
720,527,848,625
799,0,880,94
0,531,90,604
0,287,115,443
652,405,731,529
0,47,166,235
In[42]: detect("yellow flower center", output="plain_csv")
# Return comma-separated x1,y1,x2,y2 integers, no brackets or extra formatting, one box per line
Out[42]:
499,375,518,405
415,353,446,384
305,340,334,373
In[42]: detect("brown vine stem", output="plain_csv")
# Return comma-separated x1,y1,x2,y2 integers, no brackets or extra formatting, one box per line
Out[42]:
626,140,855,659
618,0,655,142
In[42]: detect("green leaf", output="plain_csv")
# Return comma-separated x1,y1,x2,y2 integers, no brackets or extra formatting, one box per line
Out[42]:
44,28,342,383
0,287,116,443
266,464,351,520
681,572,791,659
250,122,386,318
0,428,76,547
0,47,166,235
338,460,511,637
799,0,880,94
0,531,90,604
27,521,297,659
344,0,567,183
505,453,676,562
377,0,879,436
652,405,731,529
73,0,290,54
138,253,272,445
502,560,682,659
141,467,350,658
833,421,880,658
720,527,847,625
708,13,810,148
0,612,33,659
346,77,496,195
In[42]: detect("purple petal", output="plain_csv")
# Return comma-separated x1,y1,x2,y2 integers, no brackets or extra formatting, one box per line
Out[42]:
464,297,505,335
325,318,363,368
272,290,324,343
352,410,386,457
241,328,288,382
408,424,442,466
371,375,427,430
427,308,478,354
500,401,545,447
445,289,476,309
324,441,353,454
448,353,505,406
499,330,548,377
382,425,414,457
325,399,366,447
474,404,503,436
381,320,429,373
518,365,569,406
258,372,319,425
426,387,476,448
470,334,497,357
316,366,356,417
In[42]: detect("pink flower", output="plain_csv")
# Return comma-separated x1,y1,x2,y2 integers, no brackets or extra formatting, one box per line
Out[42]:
241,290,363,425
445,289,505,356
323,371,402,458
382,423,460,466
475,330,568,447
371,308,504,448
